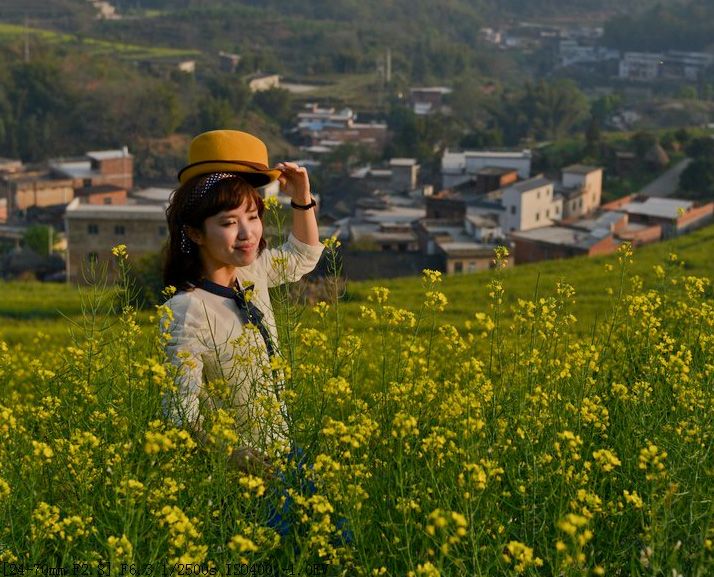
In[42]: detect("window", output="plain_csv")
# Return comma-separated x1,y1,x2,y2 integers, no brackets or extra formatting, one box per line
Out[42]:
86,252,98,264
537,191,541,199
115,225,125,235
158,226,167,236
510,206,516,215
398,243,407,252
555,206,560,215
83,179,92,187
535,212,540,221
454,262,463,273
468,262,476,272
103,197,112,205
88,224,98,235
546,209,550,218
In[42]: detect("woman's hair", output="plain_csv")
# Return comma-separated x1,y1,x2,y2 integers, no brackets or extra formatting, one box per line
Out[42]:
162,174,267,292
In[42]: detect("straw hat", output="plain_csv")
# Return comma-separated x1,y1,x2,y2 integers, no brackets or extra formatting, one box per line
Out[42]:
177,130,282,188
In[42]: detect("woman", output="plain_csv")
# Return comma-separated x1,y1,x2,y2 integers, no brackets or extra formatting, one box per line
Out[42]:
159,129,324,474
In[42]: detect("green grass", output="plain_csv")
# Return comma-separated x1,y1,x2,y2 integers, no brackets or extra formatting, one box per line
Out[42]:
0,22,201,60
2,222,713,348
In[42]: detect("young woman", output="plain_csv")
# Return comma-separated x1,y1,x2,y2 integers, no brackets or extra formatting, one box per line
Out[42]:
159,130,324,474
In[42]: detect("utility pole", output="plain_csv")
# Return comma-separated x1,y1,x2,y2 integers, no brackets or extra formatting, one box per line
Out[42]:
24,13,30,63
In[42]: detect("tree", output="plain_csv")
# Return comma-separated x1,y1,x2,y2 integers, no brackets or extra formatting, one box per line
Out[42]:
23,225,52,257
686,136,714,160
253,88,293,128
499,80,589,142
680,159,714,197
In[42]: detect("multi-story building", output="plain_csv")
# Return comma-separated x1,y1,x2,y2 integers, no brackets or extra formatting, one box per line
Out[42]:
50,148,133,191
500,176,563,234
64,198,167,284
558,164,603,221
442,149,532,189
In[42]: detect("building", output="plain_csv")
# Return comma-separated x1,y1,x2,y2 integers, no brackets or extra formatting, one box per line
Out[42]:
409,87,453,115
297,104,389,154
50,148,134,191
603,195,714,238
415,219,509,274
219,51,241,73
500,176,562,234
64,198,168,284
442,149,532,189
246,73,281,92
619,51,714,82
558,164,603,221
74,184,127,205
509,225,621,264
475,167,518,195
1,169,75,214
389,158,419,192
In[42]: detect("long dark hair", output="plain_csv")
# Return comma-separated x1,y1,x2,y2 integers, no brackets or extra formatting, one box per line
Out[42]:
162,174,267,292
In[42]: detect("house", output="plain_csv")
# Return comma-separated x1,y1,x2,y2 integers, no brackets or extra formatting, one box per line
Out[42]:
500,176,562,234
619,51,714,82
74,184,127,205
475,167,518,195
442,149,532,189
509,225,621,264
557,164,603,221
246,73,281,92
219,51,241,74
414,219,509,274
64,198,168,284
137,57,196,77
602,195,714,238
0,169,75,214
409,87,453,115
50,148,133,191
390,158,419,192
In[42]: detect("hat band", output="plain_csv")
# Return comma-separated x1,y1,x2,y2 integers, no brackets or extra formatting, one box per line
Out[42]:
178,159,272,181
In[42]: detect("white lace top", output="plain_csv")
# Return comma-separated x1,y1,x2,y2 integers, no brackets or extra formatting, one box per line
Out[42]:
159,231,325,450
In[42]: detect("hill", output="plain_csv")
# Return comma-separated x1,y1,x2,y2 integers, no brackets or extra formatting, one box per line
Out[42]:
2,221,713,347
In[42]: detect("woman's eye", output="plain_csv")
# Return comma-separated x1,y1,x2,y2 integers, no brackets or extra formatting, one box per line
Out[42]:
223,222,235,226
250,216,259,220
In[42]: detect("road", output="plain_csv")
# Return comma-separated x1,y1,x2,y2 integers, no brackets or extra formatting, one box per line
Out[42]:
638,158,692,198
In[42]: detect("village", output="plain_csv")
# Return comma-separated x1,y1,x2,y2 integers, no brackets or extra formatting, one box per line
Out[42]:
0,114,712,284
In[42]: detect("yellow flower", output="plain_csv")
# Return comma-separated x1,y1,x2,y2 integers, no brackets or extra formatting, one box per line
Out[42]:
111,244,128,259
323,236,341,250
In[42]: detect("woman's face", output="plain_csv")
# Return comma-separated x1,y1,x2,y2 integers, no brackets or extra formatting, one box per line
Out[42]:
190,197,263,271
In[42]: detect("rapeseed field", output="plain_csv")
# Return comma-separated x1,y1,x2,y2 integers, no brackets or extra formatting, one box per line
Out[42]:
1,208,713,575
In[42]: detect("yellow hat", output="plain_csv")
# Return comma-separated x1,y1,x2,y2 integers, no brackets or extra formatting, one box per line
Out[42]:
177,129,282,188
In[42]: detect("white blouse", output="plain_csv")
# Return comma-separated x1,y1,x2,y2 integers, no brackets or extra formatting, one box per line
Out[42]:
159,231,325,450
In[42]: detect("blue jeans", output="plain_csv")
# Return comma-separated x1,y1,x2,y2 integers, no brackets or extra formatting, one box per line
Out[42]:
265,445,353,545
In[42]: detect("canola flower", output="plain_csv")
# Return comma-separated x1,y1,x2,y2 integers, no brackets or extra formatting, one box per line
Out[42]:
0,233,713,576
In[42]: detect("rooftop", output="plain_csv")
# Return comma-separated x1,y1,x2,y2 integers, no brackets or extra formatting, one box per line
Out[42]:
509,176,552,193
87,149,131,160
65,198,167,220
619,197,695,220
476,166,518,176
390,158,419,167
510,225,618,250
562,164,601,175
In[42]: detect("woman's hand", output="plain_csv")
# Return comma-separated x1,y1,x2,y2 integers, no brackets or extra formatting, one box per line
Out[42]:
274,162,311,204
229,446,276,480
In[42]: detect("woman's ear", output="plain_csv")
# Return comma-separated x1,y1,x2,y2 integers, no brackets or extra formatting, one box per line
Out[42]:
184,224,203,246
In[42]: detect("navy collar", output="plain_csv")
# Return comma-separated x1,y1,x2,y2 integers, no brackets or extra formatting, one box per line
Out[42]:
197,277,245,298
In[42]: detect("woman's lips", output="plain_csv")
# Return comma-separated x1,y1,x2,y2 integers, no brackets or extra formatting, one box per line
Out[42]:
236,244,255,252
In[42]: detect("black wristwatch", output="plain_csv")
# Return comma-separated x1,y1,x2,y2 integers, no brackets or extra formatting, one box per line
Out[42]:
291,195,317,210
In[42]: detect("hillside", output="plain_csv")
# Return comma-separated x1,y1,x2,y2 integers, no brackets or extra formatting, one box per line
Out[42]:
2,221,713,347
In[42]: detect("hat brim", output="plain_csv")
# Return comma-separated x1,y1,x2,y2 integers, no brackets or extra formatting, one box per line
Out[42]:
178,161,282,188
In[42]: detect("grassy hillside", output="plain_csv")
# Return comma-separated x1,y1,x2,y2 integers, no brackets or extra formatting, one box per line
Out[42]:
2,221,713,348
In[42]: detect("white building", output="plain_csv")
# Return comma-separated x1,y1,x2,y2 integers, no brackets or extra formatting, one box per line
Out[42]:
500,176,562,234
442,149,532,189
